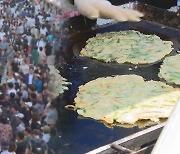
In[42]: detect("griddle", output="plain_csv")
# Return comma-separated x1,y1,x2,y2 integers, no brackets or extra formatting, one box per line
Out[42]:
64,3,180,99
57,3,180,154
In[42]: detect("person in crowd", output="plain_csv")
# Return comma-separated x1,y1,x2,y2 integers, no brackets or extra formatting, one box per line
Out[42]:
43,101,58,127
24,66,34,86
27,15,36,28
36,36,46,52
25,129,48,154
31,34,38,50
19,59,29,75
44,40,52,56
15,91,22,105
7,82,16,95
41,125,50,143
14,113,25,133
6,71,16,84
39,59,48,73
6,44,16,69
47,127,61,153
8,141,16,154
37,13,44,25
0,49,7,73
52,37,62,55
8,104,19,136
46,32,53,44
11,57,19,73
19,98,31,127
0,141,11,154
33,73,42,93
0,0,69,152
24,127,32,144
38,46,47,63
27,85,36,97
16,22,24,35
16,52,24,66
0,94,11,114
15,131,27,154
34,65,41,75
40,24,48,36
31,26,39,39
31,46,39,66
0,28,6,41
14,73,21,85
0,36,9,50
34,93,44,115
0,116,12,143
21,84,28,99
42,88,50,106
0,61,3,83
9,93,16,104
30,108,41,130
41,71,49,85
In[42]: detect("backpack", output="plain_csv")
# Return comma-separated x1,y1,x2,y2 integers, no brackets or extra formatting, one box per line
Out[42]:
29,139,46,154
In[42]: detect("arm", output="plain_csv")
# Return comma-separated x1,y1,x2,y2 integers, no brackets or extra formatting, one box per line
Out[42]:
74,0,143,21
46,0,143,22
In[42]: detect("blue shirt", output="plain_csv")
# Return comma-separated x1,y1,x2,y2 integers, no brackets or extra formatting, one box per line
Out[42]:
33,79,42,93
47,34,53,43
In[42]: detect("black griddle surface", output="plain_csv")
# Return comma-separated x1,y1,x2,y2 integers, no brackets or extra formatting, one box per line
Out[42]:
69,20,180,90
57,11,180,154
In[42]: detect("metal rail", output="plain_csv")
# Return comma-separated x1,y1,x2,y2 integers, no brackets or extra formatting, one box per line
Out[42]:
87,123,166,154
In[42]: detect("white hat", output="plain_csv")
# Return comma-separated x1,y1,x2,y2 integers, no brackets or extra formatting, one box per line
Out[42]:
17,123,25,132
14,72,19,76
41,125,50,133
25,102,32,108
15,113,24,119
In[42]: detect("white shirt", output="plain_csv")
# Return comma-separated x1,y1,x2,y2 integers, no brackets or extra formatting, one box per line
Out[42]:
7,78,16,84
27,17,35,28
20,64,29,75
28,73,33,85
35,4,41,15
0,150,11,154
45,108,58,124
31,27,39,39
37,40,46,51
14,11,18,18
0,18,4,28
22,90,28,99
7,88,17,95
0,32,6,40
17,24,24,34
17,57,24,65
38,15,43,24
26,35,32,46
40,27,48,36
42,133,50,143
39,50,46,62
16,122,25,132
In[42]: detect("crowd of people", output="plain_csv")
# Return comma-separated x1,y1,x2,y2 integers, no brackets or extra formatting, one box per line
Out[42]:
0,0,64,153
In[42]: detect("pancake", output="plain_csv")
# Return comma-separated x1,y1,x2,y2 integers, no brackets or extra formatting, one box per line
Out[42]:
159,54,180,85
74,75,180,126
80,30,173,64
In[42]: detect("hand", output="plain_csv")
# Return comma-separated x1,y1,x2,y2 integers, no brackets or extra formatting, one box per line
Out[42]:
74,0,144,22
45,0,143,22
